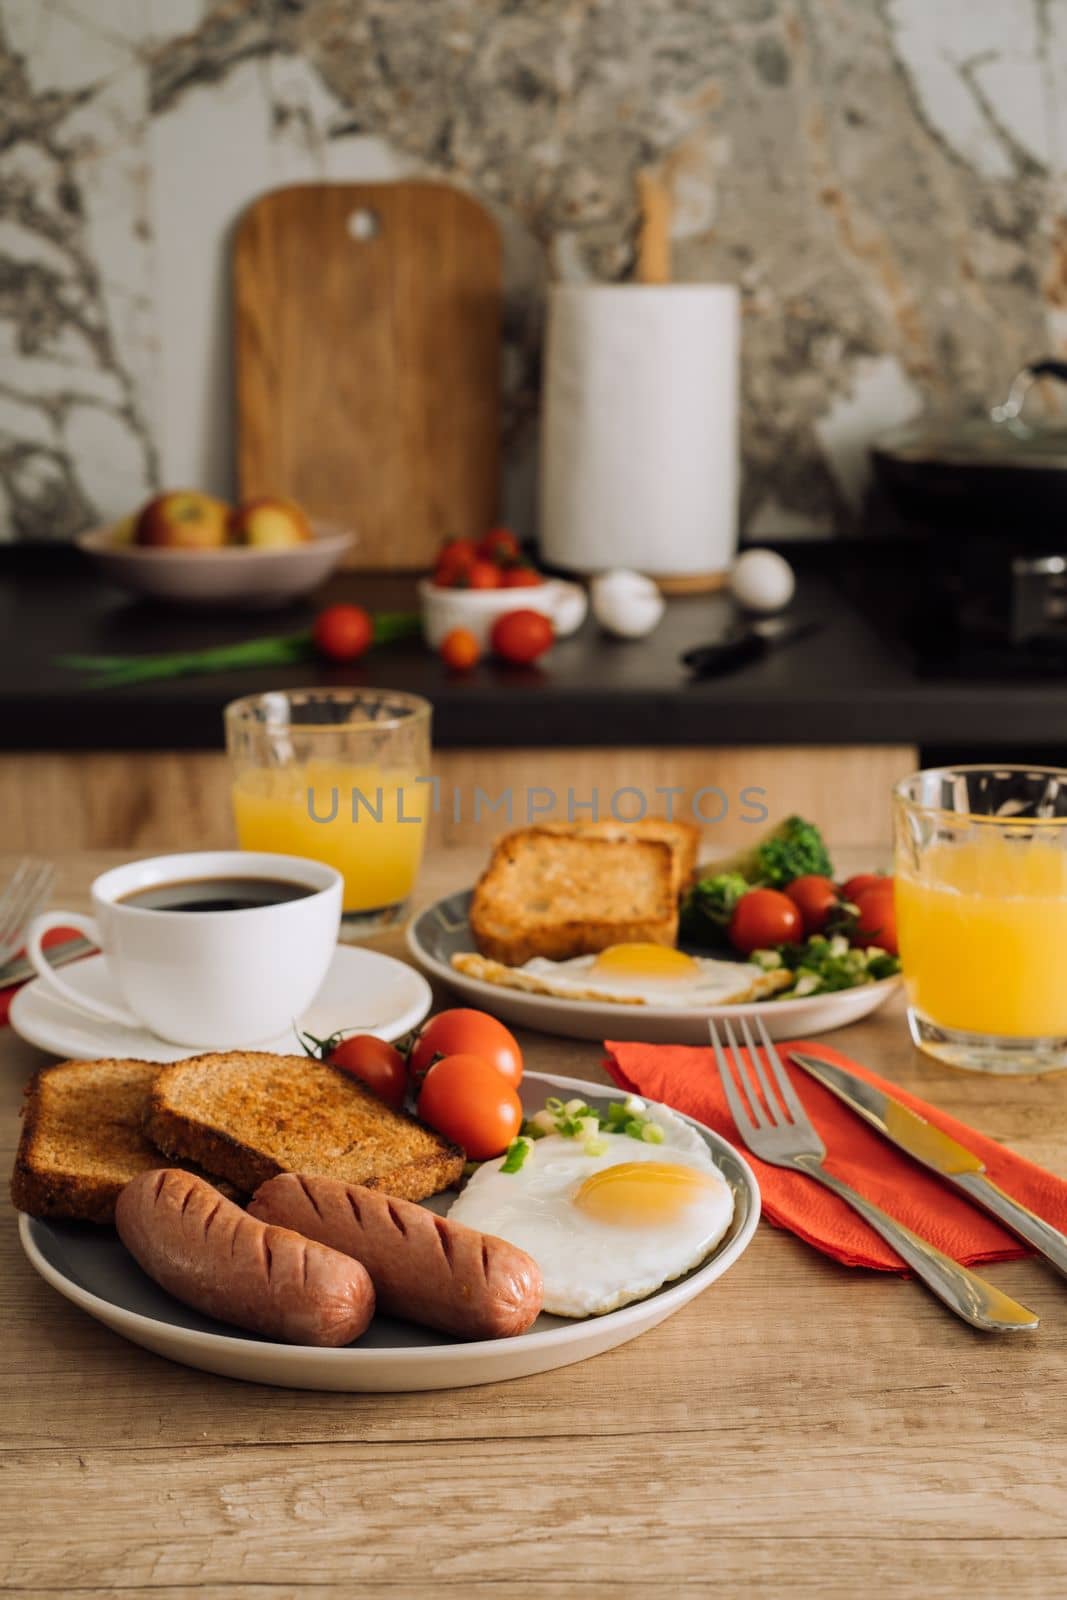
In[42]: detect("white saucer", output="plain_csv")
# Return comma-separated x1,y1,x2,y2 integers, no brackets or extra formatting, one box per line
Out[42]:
8,945,432,1063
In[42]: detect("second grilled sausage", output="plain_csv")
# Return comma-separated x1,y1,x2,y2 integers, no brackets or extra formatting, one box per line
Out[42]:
249,1172,543,1339
116,1169,375,1346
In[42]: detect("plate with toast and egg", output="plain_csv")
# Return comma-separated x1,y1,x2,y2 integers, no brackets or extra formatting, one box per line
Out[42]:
14,1049,759,1391
408,816,901,1042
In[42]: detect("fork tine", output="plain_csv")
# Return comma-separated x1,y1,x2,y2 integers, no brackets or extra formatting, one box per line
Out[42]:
753,1012,810,1126
722,1017,770,1129
0,861,33,947
738,1011,786,1126
709,1020,759,1138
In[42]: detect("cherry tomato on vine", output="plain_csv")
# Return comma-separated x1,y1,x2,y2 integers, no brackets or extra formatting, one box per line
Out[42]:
417,1054,523,1160
408,1008,523,1088
478,527,522,565
327,1034,407,1109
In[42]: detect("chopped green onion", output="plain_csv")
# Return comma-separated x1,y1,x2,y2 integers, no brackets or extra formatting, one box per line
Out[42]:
501,1137,533,1174
583,1136,608,1157
641,1122,665,1144
623,1094,646,1114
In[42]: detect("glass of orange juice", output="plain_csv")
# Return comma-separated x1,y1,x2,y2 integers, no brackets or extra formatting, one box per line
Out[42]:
895,765,1067,1073
225,689,432,938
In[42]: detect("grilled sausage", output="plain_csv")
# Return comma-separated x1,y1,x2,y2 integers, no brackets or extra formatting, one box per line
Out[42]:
115,1169,375,1346
249,1173,543,1340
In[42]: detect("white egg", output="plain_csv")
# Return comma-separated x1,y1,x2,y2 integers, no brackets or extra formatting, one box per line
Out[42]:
729,548,795,614
448,1105,734,1316
590,569,666,638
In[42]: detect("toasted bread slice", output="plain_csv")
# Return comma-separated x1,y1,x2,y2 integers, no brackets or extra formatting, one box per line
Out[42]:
10,1058,236,1225
469,828,678,965
542,817,699,895
145,1052,464,1200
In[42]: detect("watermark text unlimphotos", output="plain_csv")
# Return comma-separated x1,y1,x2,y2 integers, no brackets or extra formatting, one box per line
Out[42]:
306,780,770,827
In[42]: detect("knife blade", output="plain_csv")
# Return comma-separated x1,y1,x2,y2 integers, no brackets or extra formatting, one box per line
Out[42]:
0,936,95,990
790,1051,1067,1281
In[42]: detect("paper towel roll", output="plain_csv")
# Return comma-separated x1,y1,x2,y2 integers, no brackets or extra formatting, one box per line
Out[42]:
540,284,739,578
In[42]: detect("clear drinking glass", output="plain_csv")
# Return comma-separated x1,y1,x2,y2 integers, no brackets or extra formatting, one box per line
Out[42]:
225,689,432,939
894,765,1067,1074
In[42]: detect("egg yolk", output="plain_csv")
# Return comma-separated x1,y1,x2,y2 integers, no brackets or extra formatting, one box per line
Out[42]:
573,1162,718,1225
591,944,699,979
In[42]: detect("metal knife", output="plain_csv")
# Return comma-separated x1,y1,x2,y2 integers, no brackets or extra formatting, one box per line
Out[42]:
0,936,95,990
791,1051,1067,1281
681,618,821,678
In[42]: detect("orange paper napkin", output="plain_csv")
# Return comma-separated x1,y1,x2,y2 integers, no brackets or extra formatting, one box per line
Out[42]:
605,1039,1067,1271
0,928,87,1027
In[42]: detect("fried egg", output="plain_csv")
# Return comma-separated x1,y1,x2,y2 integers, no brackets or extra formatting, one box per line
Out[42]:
451,943,790,1008
447,1103,734,1317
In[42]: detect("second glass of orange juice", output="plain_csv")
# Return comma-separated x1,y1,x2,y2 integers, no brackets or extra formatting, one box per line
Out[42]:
894,765,1067,1073
226,690,432,936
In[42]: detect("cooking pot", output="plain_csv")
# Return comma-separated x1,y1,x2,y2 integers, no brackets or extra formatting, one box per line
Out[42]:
872,359,1067,529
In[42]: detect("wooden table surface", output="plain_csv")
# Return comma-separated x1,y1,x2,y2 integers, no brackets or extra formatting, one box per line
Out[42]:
2,849,1066,1599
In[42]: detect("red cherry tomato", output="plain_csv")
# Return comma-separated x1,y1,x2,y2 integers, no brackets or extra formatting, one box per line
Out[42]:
490,608,555,664
408,1008,523,1088
328,1035,407,1110
465,558,502,590
439,627,481,672
478,527,521,564
785,874,840,935
312,604,374,663
851,882,897,955
500,565,543,588
417,1054,523,1160
433,538,478,587
840,872,887,903
729,888,803,955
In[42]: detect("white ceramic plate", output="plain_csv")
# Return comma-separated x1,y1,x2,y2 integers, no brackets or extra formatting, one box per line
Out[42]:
407,890,900,1044
18,1072,760,1392
77,521,353,609
9,945,431,1063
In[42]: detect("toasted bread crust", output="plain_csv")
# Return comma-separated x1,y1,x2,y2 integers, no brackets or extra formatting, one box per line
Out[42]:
540,818,699,894
10,1058,236,1224
470,828,678,965
145,1052,464,1201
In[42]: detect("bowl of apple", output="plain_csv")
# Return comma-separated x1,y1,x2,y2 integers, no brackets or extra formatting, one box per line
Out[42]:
77,492,353,609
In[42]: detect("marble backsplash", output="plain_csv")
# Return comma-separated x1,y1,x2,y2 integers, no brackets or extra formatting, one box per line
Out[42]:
0,0,1065,545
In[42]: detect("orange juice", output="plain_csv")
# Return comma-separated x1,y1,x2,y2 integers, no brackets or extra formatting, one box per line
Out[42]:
895,832,1067,1037
232,760,429,914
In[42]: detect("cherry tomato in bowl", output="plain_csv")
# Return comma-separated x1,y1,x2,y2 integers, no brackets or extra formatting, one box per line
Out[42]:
478,527,522,564
729,888,802,955
851,881,897,955
327,1034,407,1110
417,1054,523,1160
408,1008,523,1087
500,566,543,588
785,874,840,935
465,559,502,590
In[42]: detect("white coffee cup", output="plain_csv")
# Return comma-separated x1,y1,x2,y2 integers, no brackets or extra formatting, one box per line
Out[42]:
26,851,342,1048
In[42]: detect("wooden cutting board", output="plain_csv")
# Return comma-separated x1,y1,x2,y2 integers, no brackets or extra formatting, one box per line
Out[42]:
234,182,501,570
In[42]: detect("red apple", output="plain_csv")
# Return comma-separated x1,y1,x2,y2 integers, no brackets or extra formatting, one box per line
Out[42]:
135,491,230,550
228,496,312,548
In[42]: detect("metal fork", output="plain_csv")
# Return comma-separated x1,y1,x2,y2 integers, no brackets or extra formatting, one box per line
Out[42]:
0,858,55,965
710,1012,1039,1333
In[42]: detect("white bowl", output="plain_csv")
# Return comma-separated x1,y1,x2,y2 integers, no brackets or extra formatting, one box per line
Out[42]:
77,521,354,609
418,575,587,649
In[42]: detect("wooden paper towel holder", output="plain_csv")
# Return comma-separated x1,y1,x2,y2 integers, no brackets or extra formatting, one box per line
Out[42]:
635,171,731,598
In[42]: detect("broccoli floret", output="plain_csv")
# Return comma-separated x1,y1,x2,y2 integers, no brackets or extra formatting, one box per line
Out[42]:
679,871,749,948
697,816,833,890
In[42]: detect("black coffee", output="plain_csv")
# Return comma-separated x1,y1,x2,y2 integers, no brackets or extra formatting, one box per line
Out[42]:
118,876,315,913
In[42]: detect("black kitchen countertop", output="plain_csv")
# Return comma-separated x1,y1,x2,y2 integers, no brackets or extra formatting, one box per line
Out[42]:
2,544,1067,752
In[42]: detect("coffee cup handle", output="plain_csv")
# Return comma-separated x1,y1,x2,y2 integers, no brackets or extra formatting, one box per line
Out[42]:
550,580,588,637
26,912,137,1027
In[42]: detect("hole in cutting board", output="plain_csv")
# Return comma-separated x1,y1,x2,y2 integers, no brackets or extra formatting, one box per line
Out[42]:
347,208,380,242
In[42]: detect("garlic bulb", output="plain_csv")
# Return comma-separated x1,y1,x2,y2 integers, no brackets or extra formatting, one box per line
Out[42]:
590,570,666,639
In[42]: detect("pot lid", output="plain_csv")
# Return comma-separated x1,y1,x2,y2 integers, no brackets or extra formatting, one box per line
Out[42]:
875,359,1067,469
